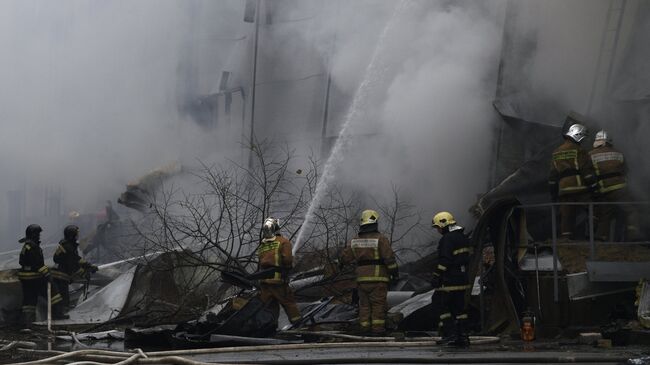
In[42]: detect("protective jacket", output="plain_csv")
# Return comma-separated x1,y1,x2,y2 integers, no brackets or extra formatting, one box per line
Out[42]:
549,139,597,197
341,230,398,283
257,234,293,284
588,144,627,194
18,239,50,281
432,226,472,291
52,239,92,282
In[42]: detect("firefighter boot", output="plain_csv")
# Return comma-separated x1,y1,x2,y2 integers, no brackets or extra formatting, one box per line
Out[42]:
448,321,469,348
52,304,69,320
22,311,36,327
435,317,456,345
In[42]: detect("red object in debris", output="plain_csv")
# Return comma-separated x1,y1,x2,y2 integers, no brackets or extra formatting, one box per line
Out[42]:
521,315,535,341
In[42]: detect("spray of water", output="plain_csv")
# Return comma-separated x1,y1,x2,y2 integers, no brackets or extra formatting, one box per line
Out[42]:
293,0,409,255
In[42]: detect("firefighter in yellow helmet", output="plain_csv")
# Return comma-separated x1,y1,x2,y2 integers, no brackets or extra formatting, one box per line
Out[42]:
341,210,398,335
548,123,597,239
431,212,472,347
589,130,641,241
256,217,302,324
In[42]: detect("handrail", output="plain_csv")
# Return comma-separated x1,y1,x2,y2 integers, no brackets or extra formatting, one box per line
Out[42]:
509,200,648,303
515,201,650,208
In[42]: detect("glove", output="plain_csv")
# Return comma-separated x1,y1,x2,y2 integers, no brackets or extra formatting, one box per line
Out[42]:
389,270,399,283
89,265,99,274
430,275,441,289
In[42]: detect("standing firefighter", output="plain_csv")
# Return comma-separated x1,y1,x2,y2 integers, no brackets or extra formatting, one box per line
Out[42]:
341,210,398,335
589,130,641,240
431,212,472,347
257,217,302,324
51,225,98,312
18,224,65,323
548,123,597,239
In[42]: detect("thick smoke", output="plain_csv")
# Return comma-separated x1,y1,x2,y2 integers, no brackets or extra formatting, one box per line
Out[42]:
498,0,650,199
286,0,505,232
0,1,246,247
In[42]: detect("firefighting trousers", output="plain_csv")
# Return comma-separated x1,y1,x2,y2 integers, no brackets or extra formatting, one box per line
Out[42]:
20,278,63,317
53,278,71,310
594,189,641,240
432,288,467,337
558,193,590,238
357,282,388,333
259,282,302,323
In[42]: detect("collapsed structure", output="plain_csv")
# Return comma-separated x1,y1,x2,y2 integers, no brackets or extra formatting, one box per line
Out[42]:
1,3,649,363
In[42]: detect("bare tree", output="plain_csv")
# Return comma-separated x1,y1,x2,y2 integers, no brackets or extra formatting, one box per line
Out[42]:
118,140,429,322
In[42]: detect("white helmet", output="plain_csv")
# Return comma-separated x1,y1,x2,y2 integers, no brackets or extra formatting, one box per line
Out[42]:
261,217,279,240
565,124,588,143
593,130,612,148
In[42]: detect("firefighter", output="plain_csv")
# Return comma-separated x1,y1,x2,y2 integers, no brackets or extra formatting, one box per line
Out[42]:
341,210,398,335
548,123,597,239
431,212,472,347
51,225,98,312
256,217,302,324
589,130,640,241
18,224,66,323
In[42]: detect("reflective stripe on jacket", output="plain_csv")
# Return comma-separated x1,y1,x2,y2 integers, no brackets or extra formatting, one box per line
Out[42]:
589,145,627,194
257,234,292,284
53,239,88,281
433,227,472,289
341,231,397,283
18,240,49,281
548,140,596,196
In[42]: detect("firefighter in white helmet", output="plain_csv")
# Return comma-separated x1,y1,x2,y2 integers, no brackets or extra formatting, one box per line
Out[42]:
256,217,302,324
589,130,640,240
548,122,597,239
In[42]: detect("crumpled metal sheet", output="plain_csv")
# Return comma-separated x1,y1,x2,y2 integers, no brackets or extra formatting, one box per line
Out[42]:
55,266,136,325
388,289,433,318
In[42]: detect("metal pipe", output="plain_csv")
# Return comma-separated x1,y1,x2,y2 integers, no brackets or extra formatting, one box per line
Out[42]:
551,205,558,303
47,281,52,332
247,0,261,169
589,203,595,259
534,243,542,316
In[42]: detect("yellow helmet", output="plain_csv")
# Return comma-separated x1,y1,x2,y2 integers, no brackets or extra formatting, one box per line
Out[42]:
360,209,379,226
432,211,456,228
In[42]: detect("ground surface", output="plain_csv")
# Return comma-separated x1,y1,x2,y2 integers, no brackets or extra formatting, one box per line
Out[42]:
1,325,649,365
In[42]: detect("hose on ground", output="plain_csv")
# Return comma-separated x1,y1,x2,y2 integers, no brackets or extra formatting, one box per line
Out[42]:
283,330,500,344
70,332,89,349
0,341,37,352
13,340,638,365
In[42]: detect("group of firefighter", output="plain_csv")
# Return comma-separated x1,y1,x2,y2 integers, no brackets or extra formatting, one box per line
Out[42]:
17,210,471,347
255,210,473,347
17,224,97,323
17,123,638,346
549,120,640,241
252,121,642,348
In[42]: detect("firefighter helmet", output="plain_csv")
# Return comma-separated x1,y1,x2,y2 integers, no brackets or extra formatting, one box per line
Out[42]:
360,210,379,226
20,224,43,243
262,217,280,239
64,225,80,241
564,124,588,143
593,130,612,148
432,212,456,228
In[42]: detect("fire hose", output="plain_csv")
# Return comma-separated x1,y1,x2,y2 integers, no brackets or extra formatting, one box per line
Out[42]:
13,344,636,365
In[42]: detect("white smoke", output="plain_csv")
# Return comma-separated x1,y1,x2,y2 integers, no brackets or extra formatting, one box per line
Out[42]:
287,0,505,240
0,0,247,247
